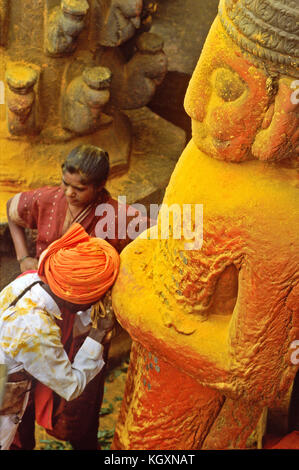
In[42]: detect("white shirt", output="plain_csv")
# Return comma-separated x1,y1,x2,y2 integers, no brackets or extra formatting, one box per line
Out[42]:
0,273,105,450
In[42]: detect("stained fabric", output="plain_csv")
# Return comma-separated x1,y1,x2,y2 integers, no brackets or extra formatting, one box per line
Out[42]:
0,273,104,448
8,185,152,448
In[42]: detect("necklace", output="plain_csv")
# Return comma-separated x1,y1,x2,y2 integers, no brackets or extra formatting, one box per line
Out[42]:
68,204,77,220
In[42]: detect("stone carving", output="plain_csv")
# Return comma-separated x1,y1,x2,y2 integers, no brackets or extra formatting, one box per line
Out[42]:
62,66,112,134
111,0,299,449
104,32,167,110
0,0,9,46
45,0,89,57
96,0,143,47
0,0,167,198
5,63,40,136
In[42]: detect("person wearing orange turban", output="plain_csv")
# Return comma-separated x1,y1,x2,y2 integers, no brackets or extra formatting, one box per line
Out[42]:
38,222,120,306
0,223,120,450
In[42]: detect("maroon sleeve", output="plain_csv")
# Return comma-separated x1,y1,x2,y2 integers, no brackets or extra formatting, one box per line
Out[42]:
8,188,45,229
8,186,65,233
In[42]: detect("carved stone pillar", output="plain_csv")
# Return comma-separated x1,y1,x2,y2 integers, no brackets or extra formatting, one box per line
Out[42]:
5,63,39,136
106,32,167,110
0,0,170,219
96,0,143,47
45,0,89,57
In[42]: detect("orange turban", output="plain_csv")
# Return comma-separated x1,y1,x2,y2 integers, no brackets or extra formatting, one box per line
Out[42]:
38,223,120,305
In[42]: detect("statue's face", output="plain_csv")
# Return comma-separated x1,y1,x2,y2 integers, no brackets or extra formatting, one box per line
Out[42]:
184,18,271,162
251,76,299,162
185,17,299,163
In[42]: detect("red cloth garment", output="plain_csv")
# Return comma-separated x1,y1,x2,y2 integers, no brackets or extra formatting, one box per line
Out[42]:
17,270,38,277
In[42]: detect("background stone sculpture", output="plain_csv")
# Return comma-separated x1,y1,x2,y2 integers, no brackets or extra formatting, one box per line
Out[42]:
62,65,112,134
96,0,143,47
0,0,9,47
111,0,299,449
5,63,39,136
102,32,167,110
45,0,90,57
0,0,173,223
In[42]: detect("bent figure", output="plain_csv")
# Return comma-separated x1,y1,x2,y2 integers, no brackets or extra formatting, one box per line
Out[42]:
0,223,119,450
6,144,148,450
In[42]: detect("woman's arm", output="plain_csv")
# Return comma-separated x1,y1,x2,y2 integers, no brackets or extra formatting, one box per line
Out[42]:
6,198,38,272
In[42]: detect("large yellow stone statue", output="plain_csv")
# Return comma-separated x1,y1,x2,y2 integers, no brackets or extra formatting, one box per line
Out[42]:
111,0,299,449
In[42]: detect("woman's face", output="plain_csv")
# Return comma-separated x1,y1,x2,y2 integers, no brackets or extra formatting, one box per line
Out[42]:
61,171,101,207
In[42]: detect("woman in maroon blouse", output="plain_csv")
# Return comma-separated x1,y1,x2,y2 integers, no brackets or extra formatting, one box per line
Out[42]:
6,144,140,450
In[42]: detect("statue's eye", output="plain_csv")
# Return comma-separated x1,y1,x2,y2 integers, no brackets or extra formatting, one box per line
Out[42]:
214,67,246,102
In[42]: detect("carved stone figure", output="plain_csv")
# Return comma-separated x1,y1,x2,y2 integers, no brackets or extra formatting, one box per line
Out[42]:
111,0,299,449
62,66,112,134
104,32,167,109
5,63,39,136
96,0,143,47
45,0,89,57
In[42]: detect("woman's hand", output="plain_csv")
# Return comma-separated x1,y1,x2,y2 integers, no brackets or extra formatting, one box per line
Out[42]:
19,256,38,273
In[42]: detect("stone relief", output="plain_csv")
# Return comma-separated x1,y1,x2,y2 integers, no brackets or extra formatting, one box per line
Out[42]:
95,0,143,47
45,0,89,57
5,63,40,136
0,0,166,193
61,65,112,134
0,0,9,46
102,32,167,110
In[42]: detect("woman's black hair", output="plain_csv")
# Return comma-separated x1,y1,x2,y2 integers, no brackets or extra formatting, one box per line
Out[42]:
62,145,110,187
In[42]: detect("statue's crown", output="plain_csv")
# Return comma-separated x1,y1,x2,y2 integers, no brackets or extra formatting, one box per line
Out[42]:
218,0,299,77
